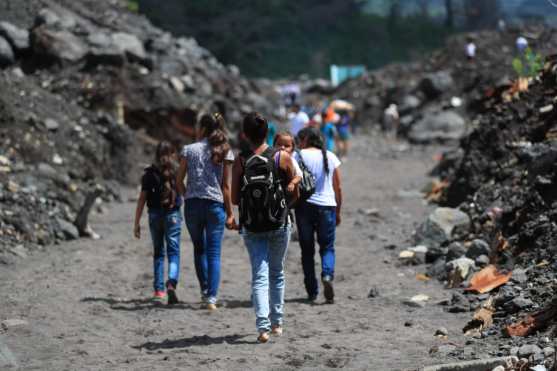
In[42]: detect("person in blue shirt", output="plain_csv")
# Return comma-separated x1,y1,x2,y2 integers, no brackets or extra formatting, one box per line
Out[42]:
266,121,277,146
320,112,337,153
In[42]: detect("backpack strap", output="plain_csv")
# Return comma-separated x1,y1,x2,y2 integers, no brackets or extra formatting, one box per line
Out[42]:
295,149,306,168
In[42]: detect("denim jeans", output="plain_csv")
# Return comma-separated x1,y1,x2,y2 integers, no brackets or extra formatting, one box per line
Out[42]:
148,208,182,292
242,224,291,332
295,202,336,298
184,198,226,304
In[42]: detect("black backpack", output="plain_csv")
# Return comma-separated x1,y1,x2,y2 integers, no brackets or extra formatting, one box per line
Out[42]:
144,165,177,211
240,148,287,232
295,150,316,202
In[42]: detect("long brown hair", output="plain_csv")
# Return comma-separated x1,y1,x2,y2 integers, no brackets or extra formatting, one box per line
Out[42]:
199,113,230,164
155,141,177,209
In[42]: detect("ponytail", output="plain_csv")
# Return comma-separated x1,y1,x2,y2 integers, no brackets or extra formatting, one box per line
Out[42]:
321,146,330,175
297,127,329,175
199,113,230,164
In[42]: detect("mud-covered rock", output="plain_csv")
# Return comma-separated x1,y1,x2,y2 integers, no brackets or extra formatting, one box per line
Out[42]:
0,21,29,52
0,35,15,66
466,239,491,259
31,26,88,63
415,207,470,247
408,110,466,143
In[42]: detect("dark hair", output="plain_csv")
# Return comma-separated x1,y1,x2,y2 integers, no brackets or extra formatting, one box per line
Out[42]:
155,141,177,209
243,112,268,145
297,127,329,175
155,140,176,165
200,113,230,164
273,131,294,147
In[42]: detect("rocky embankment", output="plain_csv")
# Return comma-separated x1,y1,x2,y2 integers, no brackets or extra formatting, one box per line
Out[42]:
400,54,557,371
311,27,557,146
0,0,279,261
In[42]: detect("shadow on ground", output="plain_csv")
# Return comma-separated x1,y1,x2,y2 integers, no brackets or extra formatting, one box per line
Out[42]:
81,297,200,311
133,334,255,350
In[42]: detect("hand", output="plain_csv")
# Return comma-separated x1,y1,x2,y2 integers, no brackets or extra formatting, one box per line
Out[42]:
287,182,296,194
134,224,141,239
335,213,341,227
225,215,239,230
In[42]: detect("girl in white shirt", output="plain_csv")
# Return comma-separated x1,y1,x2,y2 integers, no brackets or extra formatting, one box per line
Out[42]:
294,127,342,304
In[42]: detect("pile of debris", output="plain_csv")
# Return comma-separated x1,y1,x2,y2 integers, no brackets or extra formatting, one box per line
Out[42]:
406,52,557,368
0,0,280,262
311,27,557,144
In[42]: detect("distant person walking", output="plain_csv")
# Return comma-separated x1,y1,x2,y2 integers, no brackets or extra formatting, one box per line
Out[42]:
294,127,342,304
289,103,309,136
335,112,352,159
516,36,528,54
134,141,183,305
320,112,337,153
176,113,236,311
232,112,298,343
465,38,476,61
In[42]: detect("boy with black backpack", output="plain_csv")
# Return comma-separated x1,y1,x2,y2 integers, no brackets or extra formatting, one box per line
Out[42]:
231,112,299,343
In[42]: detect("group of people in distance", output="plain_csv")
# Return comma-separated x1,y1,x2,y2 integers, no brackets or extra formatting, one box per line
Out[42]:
288,101,353,160
133,111,342,342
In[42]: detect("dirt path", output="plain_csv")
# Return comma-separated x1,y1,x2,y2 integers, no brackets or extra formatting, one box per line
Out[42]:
0,137,470,371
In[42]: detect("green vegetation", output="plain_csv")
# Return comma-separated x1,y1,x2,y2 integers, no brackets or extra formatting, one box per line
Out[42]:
137,0,451,78
127,0,139,13
512,48,543,78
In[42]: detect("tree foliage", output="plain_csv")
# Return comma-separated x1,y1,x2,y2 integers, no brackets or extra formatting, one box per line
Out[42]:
137,0,450,78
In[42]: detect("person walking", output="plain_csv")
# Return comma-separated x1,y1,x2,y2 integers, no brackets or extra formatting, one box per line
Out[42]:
232,112,298,343
176,113,236,310
294,127,342,304
289,103,309,136
134,141,183,305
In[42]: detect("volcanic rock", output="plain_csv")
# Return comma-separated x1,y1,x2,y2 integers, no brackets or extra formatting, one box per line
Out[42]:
408,110,466,143
0,21,29,52
0,35,15,66
415,207,470,248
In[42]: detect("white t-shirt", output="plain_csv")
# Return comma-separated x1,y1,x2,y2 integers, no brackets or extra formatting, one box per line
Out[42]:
466,43,476,58
294,149,341,207
290,111,309,136
292,157,303,177
516,37,528,52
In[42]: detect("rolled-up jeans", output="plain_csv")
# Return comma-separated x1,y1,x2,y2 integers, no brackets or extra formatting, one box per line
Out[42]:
148,208,182,292
184,198,226,304
242,224,291,332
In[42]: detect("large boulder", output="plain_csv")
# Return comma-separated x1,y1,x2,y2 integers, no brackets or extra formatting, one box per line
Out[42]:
111,32,146,62
419,70,454,99
415,207,470,248
0,36,15,67
35,8,78,30
0,22,29,52
408,110,466,143
31,26,88,64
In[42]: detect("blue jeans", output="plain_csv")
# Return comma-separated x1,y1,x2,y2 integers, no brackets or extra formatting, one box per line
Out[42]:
295,202,336,298
243,224,291,332
184,198,225,304
148,208,182,292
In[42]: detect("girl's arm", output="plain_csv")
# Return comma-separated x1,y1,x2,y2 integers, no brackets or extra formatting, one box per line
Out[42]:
332,168,343,226
287,158,302,193
231,157,242,206
279,151,299,203
176,158,187,196
222,161,238,230
134,191,147,238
